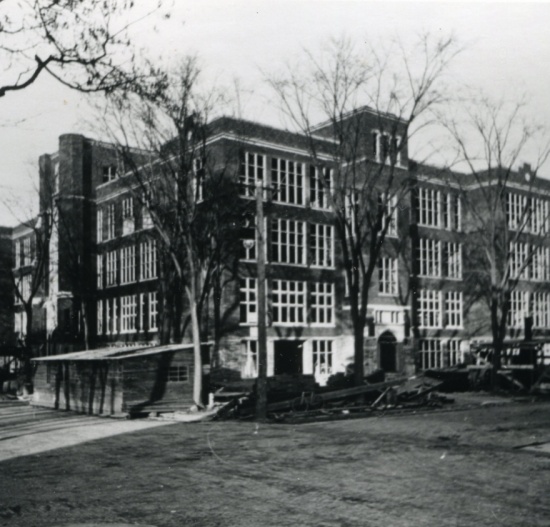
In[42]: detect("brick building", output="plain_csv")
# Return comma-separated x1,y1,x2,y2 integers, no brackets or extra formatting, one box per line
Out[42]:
11,106,550,387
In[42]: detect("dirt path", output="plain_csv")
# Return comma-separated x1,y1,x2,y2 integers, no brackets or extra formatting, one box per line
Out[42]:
1,398,550,527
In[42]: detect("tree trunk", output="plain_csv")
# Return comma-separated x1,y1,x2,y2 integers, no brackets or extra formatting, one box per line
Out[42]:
189,298,203,407
22,303,34,390
353,324,365,386
81,300,90,350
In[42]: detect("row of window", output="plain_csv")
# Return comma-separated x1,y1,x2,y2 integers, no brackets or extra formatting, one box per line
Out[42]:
419,339,463,370
508,291,550,329
416,239,463,279
509,243,550,281
506,193,549,234
97,240,157,289
97,292,158,335
416,290,463,329
416,188,461,231
97,198,153,243
240,279,335,327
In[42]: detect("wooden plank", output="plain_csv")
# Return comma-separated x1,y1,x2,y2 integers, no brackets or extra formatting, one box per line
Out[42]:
266,378,407,412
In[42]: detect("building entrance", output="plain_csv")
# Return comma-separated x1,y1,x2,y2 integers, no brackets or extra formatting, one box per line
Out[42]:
274,340,304,375
379,331,397,372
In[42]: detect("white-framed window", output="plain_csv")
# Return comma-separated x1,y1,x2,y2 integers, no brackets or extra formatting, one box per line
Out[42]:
240,278,257,325
309,166,332,210
419,338,443,370
379,193,397,237
309,223,333,268
532,292,550,328
448,339,463,366
418,238,441,278
271,157,304,206
140,240,157,280
444,242,462,279
417,289,441,328
120,295,137,333
312,340,333,375
122,197,134,236
442,193,462,231
508,290,529,328
530,197,549,234
372,131,401,165
531,246,550,281
271,219,305,266
417,188,441,228
379,257,398,296
97,254,103,289
310,282,334,326
97,208,103,243
97,300,103,335
14,310,27,336
148,292,158,331
102,165,118,183
106,297,118,335
239,152,265,198
168,365,189,382
506,192,527,231
106,203,116,240
13,240,20,269
240,214,257,261
444,291,463,328
272,280,306,325
242,340,258,379
106,250,117,287
510,242,529,279
23,238,31,265
192,157,205,202
120,246,136,284
345,190,359,237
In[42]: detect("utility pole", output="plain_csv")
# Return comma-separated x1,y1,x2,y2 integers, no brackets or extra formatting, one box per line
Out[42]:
255,180,268,420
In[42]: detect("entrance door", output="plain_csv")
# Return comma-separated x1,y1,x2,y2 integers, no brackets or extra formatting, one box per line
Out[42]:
379,331,397,372
274,340,304,375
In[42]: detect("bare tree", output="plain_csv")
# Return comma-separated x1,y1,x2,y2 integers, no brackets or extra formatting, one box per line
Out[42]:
268,35,460,385
442,94,550,388
99,58,242,406
0,0,164,98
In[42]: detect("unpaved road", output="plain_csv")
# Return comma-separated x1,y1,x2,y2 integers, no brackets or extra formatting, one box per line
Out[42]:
1,397,550,527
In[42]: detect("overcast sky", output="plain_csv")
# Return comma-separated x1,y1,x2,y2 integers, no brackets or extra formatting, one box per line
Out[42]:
2,1,550,226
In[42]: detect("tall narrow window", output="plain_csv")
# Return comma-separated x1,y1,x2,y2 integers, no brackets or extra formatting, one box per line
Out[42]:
240,278,257,324
106,203,116,240
106,251,117,287
122,197,134,235
97,208,104,243
192,157,205,202
309,166,332,210
419,339,442,370
271,219,305,265
148,292,158,331
272,157,304,205
379,257,398,295
140,240,157,280
242,341,258,378
444,291,463,328
240,214,256,261
97,300,103,335
418,289,441,328
312,340,333,375
272,280,306,325
508,291,528,328
417,188,441,228
309,223,333,267
417,238,441,278
97,254,104,289
120,246,136,284
310,282,334,326
444,242,462,279
120,295,137,333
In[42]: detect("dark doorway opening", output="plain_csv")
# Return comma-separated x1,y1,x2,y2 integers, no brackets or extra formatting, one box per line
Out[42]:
379,331,397,372
274,340,304,375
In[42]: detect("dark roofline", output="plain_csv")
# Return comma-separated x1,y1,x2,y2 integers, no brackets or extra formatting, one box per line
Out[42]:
310,105,406,133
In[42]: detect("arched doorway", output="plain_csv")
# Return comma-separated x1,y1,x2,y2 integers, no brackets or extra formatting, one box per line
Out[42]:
379,331,397,373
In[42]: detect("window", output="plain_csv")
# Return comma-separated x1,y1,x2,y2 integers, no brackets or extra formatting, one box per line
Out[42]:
97,300,103,335
271,157,304,205
102,165,117,183
97,254,103,289
16,274,32,303
444,292,463,328
168,365,189,382
444,242,462,279
379,257,398,295
13,240,20,268
106,250,117,287
379,193,397,236
240,278,257,325
442,194,462,231
510,242,529,279
310,282,334,326
120,295,137,333
417,238,441,278
448,340,463,366
106,297,118,335
106,203,116,240
506,193,527,231
142,207,153,230
419,339,442,369
140,240,157,280
192,157,205,202
532,292,550,328
23,238,31,265
242,340,258,378
309,223,333,267
345,190,359,237
122,198,134,235
417,188,441,228
312,340,333,375
97,208,103,243
120,246,136,284
148,292,158,331
531,246,550,281
239,152,264,197
240,214,256,261
271,219,305,265
508,291,528,328
372,131,401,165
417,289,441,328
309,166,332,210
272,280,306,325
530,197,549,234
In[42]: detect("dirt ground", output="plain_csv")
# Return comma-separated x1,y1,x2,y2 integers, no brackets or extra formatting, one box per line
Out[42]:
1,395,550,527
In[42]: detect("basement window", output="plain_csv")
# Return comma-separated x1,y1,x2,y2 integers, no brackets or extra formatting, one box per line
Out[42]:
168,365,189,383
